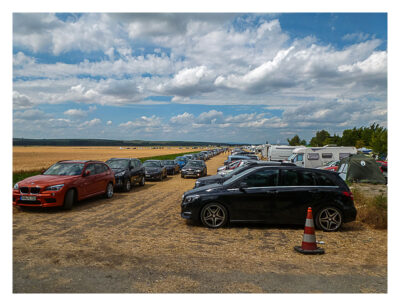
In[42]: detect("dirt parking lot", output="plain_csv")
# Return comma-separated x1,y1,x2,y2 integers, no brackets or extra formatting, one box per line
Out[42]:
13,152,387,293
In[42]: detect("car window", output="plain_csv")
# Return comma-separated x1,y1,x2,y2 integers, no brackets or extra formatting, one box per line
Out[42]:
314,172,336,186
95,163,105,174
298,171,315,185
85,164,96,176
295,154,303,162
241,169,278,187
280,169,298,186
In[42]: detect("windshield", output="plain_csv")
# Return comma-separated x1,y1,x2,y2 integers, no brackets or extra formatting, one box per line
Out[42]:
288,153,296,162
223,167,255,186
43,163,84,176
106,159,129,169
186,161,203,167
143,161,161,167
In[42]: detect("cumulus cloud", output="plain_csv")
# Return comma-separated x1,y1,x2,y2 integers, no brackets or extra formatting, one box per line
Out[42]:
13,91,34,110
157,66,215,97
14,109,51,120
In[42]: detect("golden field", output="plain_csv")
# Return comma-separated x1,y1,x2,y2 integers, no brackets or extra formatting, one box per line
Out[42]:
13,146,204,172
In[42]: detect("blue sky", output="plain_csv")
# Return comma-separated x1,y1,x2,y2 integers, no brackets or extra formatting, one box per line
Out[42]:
13,13,387,144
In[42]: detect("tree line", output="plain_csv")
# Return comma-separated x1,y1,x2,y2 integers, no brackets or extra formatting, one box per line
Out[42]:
287,123,387,156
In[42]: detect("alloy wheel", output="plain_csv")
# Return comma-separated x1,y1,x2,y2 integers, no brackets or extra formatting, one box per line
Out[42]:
317,207,342,231
106,183,114,198
201,204,227,228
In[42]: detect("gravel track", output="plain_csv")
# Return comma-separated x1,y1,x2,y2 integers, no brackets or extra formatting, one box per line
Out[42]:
13,153,387,293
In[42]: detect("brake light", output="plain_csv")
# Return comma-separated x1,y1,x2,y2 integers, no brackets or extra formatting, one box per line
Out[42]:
342,191,354,200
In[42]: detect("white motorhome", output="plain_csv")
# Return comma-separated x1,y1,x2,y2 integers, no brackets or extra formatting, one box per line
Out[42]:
288,146,357,168
267,145,305,162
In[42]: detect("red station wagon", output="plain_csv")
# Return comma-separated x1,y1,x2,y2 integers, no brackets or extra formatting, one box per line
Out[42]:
13,160,115,209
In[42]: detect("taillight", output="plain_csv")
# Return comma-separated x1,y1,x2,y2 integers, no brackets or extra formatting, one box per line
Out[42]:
342,191,354,200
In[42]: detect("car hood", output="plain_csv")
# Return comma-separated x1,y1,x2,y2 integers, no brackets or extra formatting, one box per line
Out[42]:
184,183,223,196
183,166,203,170
111,168,127,175
18,175,79,186
197,174,224,182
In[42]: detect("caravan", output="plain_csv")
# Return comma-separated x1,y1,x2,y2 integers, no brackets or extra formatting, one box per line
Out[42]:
267,145,305,162
288,146,357,168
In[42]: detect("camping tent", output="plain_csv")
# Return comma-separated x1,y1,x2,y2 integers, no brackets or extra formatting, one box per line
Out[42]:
338,154,386,184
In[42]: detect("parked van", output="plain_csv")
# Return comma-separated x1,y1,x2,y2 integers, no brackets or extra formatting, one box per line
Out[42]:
267,145,305,162
288,146,357,168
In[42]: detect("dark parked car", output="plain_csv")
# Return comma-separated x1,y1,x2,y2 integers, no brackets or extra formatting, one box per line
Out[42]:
181,160,207,178
143,160,167,181
181,166,356,231
106,158,145,191
161,160,180,175
13,160,115,210
195,161,296,188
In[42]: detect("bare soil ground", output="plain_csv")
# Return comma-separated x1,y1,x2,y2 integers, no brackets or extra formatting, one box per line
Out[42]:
13,146,201,172
13,153,387,293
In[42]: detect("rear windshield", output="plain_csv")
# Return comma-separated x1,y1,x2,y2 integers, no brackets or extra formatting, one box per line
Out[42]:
44,163,84,176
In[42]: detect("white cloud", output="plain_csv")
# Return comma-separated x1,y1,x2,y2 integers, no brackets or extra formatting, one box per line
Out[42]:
106,120,112,126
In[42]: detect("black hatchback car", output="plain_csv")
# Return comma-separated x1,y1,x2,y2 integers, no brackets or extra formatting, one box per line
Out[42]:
106,158,145,191
143,160,167,181
181,160,207,178
181,166,356,231
161,160,181,175
194,160,296,188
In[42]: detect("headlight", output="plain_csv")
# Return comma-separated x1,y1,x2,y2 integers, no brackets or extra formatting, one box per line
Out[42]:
195,169,201,172
115,171,126,177
44,184,64,191
183,194,200,204
13,183,19,190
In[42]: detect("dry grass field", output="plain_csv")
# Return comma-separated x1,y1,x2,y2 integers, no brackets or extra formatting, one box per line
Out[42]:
13,152,387,293
13,146,202,172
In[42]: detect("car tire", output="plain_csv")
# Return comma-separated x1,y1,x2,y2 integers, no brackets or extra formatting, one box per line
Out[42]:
139,176,145,186
123,178,131,192
105,182,114,198
200,203,228,228
63,189,75,210
315,206,343,232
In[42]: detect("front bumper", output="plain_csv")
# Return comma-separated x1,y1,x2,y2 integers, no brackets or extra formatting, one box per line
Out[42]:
182,171,202,177
13,190,65,207
181,201,201,221
145,172,162,180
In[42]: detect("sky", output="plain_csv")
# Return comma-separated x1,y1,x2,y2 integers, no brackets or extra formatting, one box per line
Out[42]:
12,12,387,144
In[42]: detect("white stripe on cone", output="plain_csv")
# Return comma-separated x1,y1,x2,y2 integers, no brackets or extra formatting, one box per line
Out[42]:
302,234,317,243
305,218,314,227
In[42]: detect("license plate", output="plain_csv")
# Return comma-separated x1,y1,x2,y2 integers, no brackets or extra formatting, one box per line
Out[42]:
20,196,36,201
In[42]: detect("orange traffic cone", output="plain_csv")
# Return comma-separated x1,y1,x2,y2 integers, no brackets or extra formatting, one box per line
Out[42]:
294,207,325,255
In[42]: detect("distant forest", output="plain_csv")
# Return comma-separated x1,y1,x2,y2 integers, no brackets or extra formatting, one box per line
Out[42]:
13,138,238,147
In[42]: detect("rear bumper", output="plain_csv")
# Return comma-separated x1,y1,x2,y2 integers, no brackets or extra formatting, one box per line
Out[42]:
343,206,357,223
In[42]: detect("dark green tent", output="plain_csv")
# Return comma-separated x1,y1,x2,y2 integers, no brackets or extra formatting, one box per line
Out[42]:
338,154,386,184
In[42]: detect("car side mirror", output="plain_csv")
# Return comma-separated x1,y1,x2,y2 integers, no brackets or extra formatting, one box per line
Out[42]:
83,170,90,177
239,182,248,191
